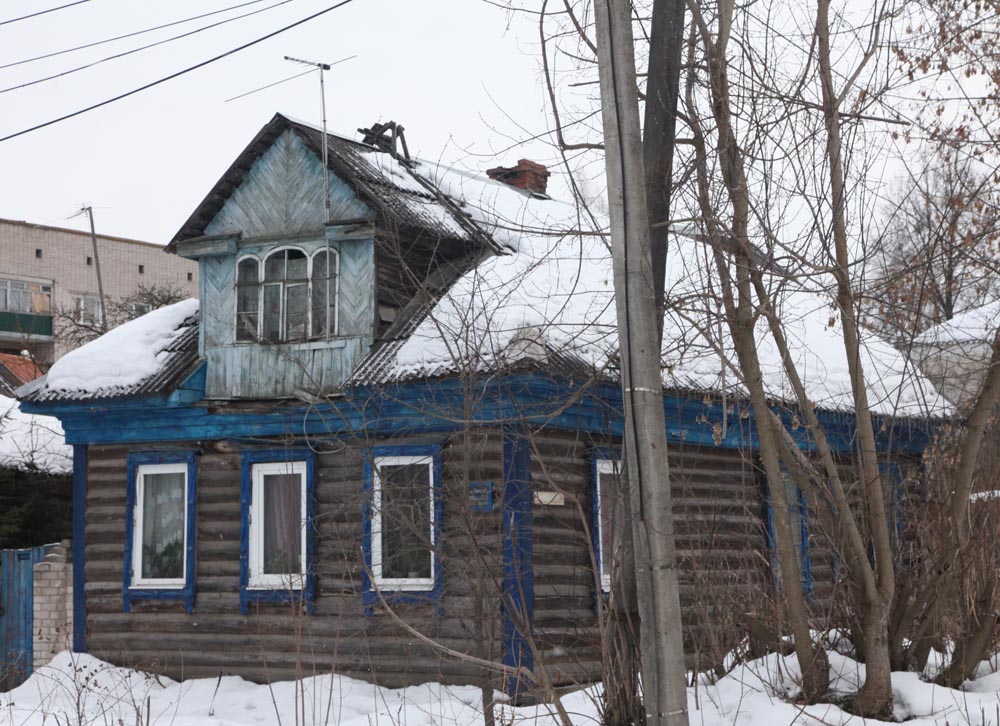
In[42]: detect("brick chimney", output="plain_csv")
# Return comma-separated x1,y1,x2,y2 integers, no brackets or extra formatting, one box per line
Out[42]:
486,159,550,195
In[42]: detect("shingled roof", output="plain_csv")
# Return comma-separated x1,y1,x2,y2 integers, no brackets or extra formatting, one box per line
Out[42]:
169,114,502,254
18,301,200,403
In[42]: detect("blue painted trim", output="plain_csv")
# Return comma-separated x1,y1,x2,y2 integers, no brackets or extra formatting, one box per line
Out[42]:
502,427,534,701
797,487,813,598
71,445,87,652
23,373,935,456
239,449,316,615
762,475,811,598
362,444,444,615
468,481,494,513
123,451,198,613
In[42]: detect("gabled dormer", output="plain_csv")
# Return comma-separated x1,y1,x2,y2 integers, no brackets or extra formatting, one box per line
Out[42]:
167,114,497,400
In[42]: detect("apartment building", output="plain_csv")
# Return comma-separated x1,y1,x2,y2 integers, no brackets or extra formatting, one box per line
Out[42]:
0,218,198,365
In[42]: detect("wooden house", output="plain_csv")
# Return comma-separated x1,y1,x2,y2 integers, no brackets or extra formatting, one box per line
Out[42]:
18,114,943,699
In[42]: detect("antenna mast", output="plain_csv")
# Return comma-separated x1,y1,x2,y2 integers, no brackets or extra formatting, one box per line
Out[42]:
285,55,332,223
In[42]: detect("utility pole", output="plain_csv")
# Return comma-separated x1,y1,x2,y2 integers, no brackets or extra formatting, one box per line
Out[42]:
593,2,689,725
81,205,107,333
285,55,332,223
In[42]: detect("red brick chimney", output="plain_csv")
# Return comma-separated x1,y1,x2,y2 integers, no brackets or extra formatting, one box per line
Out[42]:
486,159,550,195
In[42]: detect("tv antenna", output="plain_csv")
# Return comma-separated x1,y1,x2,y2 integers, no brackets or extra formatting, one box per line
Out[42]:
285,55,338,223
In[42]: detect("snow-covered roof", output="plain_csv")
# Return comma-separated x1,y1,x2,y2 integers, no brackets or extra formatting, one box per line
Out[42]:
348,158,949,419
25,117,949,420
19,299,200,402
913,300,1000,346
0,394,71,473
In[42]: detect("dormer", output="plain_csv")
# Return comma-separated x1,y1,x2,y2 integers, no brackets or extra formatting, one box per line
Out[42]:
167,114,496,399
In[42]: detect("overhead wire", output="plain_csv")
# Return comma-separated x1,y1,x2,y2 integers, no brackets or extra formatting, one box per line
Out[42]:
0,0,300,95
0,0,359,144
0,0,90,28
0,0,275,71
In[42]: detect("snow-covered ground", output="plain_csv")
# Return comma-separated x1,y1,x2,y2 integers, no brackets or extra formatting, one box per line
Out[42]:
6,650,1000,725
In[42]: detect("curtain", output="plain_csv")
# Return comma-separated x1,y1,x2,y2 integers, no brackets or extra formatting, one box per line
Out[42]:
263,473,301,575
141,472,185,580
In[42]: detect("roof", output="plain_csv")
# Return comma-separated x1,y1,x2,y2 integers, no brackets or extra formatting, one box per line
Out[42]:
169,114,501,253
25,116,950,421
914,300,1000,347
0,217,168,250
0,353,43,396
19,300,200,403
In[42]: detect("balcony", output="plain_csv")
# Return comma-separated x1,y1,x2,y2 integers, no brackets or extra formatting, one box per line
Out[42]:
0,311,53,340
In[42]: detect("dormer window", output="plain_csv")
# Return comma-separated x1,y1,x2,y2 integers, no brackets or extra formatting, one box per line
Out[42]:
236,247,339,343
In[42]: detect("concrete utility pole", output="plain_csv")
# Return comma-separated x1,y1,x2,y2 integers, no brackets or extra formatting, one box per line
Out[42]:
593,2,689,725
81,205,107,333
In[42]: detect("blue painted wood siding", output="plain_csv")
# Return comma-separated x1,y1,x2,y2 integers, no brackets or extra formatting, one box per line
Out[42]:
204,130,369,239
189,128,376,398
0,544,54,689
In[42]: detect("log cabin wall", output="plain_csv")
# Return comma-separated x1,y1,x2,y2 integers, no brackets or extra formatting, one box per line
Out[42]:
83,428,776,688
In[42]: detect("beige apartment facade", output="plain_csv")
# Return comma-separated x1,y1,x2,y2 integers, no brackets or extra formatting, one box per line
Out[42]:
0,218,198,365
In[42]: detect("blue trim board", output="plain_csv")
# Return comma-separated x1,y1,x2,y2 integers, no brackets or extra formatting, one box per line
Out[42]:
502,427,534,702
72,445,87,652
762,474,812,598
361,444,444,615
23,373,935,456
239,449,317,615
123,451,198,613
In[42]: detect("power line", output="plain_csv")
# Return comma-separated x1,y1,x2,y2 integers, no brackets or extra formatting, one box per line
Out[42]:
0,0,274,71
0,0,89,28
0,0,359,144
0,0,299,95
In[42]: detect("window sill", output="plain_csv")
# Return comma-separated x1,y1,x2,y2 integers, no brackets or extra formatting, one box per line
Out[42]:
231,337,352,351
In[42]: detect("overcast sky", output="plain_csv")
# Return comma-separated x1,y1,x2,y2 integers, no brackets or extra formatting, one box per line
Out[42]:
0,0,557,244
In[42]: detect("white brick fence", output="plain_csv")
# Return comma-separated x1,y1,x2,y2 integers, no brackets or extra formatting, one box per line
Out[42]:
31,540,72,669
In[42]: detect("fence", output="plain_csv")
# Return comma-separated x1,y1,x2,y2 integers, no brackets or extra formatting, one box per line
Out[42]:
0,541,71,691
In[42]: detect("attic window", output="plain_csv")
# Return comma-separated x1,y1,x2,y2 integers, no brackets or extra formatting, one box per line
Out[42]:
236,247,339,344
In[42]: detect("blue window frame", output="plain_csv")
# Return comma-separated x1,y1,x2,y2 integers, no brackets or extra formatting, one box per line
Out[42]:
362,444,443,614
240,449,316,614
123,451,197,613
763,469,812,598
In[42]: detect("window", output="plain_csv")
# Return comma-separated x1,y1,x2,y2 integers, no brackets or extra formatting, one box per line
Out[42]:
764,469,811,596
73,294,102,325
368,449,440,594
124,452,196,612
249,461,307,589
240,451,315,613
593,457,623,594
0,278,51,315
187,272,193,282
138,264,145,274
87,256,93,266
127,302,152,319
236,247,338,343
34,248,41,258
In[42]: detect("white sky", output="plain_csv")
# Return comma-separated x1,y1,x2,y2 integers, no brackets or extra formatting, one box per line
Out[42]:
0,0,557,244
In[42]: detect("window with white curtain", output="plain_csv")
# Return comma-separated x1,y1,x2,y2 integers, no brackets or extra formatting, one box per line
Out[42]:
131,463,188,588
248,460,307,589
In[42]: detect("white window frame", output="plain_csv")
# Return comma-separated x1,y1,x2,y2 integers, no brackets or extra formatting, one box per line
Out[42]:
248,460,308,590
595,459,620,593
234,246,340,343
131,462,188,589
372,454,435,592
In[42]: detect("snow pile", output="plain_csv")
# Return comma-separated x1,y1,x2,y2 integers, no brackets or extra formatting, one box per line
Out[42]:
44,298,198,394
9,650,1000,725
915,300,1000,346
387,164,947,418
0,394,70,473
